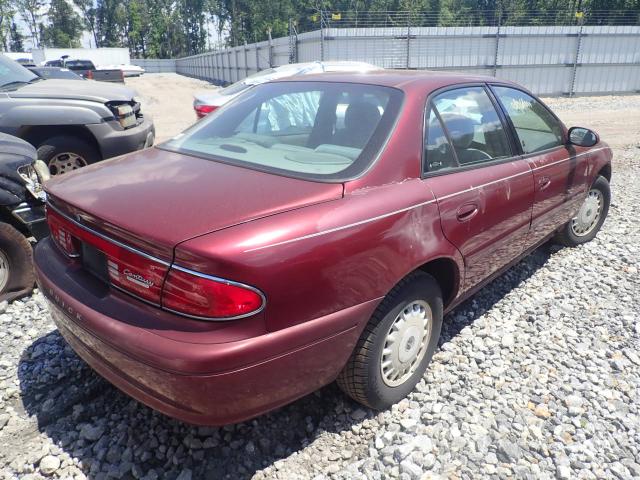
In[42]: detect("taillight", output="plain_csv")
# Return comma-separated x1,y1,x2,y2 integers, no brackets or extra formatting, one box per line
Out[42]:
47,210,80,257
46,206,265,320
46,207,168,303
105,248,167,303
86,70,93,79
162,267,264,319
194,104,217,118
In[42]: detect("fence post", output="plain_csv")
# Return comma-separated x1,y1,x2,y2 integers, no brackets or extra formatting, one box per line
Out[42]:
289,18,298,64
406,15,411,69
268,29,274,67
214,50,219,82
255,43,260,71
244,42,249,77
320,10,325,61
569,23,584,97
493,13,501,77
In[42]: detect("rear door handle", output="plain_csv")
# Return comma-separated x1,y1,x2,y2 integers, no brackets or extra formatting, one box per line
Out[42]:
538,176,551,191
456,203,479,222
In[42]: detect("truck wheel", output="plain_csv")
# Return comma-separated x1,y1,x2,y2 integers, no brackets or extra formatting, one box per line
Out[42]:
337,272,443,410
555,175,610,247
37,136,100,175
0,222,35,302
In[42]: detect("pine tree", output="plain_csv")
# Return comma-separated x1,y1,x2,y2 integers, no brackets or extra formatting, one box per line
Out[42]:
41,0,84,47
8,22,23,51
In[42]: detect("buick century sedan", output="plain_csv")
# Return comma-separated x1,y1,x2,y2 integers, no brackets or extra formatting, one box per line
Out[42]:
34,71,611,425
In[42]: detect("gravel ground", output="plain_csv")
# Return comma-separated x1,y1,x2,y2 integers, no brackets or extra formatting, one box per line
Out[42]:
0,79,639,479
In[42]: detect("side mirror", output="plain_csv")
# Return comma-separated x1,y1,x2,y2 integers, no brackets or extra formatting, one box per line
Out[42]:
568,126,599,147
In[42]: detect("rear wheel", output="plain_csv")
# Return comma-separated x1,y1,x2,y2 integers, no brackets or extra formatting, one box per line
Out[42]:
555,175,610,247
337,272,443,410
0,223,35,302
36,136,100,175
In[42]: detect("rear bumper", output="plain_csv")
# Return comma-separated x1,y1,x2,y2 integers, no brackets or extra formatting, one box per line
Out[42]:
34,238,377,425
88,117,155,160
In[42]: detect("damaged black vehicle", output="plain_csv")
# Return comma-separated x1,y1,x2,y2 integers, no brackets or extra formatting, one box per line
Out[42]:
0,133,49,301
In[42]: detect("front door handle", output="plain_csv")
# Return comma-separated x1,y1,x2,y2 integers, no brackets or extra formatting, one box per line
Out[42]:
538,176,551,191
456,203,479,222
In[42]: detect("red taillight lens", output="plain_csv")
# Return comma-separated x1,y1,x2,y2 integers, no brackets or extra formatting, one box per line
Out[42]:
105,249,167,303
162,267,264,319
194,104,217,118
46,207,168,303
47,210,80,257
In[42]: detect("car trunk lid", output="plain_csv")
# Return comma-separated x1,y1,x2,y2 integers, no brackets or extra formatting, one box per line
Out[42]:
45,147,344,260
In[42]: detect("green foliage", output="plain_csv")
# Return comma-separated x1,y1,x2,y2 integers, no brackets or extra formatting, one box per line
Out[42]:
0,0,14,50
4,0,640,56
41,0,84,47
8,22,22,51
14,0,45,47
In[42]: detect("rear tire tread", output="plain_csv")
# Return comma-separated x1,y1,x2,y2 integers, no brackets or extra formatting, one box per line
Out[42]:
0,222,35,302
336,271,434,408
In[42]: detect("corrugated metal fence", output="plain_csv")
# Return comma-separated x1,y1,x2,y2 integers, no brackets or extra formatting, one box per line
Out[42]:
131,58,177,73
170,24,640,96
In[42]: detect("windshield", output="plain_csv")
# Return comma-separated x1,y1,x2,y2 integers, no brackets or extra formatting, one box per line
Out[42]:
0,55,39,89
162,81,403,181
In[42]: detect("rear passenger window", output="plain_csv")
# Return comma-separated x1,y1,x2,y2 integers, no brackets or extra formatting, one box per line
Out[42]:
492,86,563,154
431,87,512,167
424,108,457,172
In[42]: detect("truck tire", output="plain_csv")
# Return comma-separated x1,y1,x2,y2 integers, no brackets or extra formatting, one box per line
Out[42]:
37,136,100,175
0,222,35,302
337,272,443,410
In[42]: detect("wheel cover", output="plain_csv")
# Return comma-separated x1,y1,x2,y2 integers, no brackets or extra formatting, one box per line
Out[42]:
48,152,88,175
380,300,432,387
571,188,603,237
0,249,10,293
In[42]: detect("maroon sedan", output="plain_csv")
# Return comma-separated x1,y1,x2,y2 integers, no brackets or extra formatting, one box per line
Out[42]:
34,71,611,425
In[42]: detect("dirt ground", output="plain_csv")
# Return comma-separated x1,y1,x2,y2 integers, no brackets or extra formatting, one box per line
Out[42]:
126,72,640,153
125,73,216,142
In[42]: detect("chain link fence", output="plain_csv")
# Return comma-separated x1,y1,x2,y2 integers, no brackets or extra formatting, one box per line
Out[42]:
169,10,640,96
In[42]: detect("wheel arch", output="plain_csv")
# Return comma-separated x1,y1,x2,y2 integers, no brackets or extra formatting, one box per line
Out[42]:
415,257,461,309
18,125,102,159
597,162,611,183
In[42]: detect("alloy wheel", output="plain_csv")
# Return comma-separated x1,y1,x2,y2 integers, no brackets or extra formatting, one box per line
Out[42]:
49,152,88,175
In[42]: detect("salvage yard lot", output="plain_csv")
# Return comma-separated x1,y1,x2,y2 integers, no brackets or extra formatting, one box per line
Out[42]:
0,73,639,479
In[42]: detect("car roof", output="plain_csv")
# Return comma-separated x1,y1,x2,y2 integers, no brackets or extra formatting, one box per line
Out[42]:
272,69,522,93
272,61,380,74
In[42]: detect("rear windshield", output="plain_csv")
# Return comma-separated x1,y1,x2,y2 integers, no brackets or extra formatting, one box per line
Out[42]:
66,60,94,70
161,81,403,181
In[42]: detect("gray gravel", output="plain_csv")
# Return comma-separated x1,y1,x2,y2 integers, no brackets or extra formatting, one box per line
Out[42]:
1,147,638,479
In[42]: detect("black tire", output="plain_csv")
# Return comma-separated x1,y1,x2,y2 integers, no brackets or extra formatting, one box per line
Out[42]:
337,272,443,410
555,175,610,247
0,222,35,302
36,135,100,176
